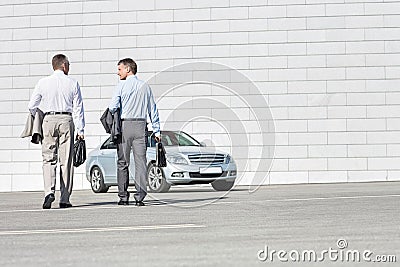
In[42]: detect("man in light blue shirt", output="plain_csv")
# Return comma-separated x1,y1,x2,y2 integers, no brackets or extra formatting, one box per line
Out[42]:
109,58,160,206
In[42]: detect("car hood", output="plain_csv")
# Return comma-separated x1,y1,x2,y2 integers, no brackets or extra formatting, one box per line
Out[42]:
164,146,228,156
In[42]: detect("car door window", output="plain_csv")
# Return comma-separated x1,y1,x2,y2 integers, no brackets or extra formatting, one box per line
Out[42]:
174,133,193,146
101,138,117,150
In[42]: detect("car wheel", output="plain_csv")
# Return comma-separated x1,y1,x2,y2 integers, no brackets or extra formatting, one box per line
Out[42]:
147,163,170,193
211,180,234,191
90,166,109,193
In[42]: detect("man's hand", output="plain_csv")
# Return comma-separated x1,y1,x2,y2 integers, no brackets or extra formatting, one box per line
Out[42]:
155,136,161,143
76,134,84,140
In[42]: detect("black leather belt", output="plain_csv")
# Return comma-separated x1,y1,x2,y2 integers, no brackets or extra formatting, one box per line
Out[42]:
121,118,146,121
45,112,72,116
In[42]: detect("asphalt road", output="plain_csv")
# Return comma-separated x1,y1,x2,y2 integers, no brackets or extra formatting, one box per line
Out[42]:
0,182,399,266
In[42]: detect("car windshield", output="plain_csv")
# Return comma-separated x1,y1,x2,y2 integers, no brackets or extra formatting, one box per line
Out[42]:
149,131,200,147
101,131,201,149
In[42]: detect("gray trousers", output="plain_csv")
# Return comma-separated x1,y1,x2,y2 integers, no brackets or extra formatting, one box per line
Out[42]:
117,120,147,202
41,114,74,204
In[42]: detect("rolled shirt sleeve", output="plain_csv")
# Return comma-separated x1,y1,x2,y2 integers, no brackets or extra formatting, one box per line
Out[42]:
147,85,161,137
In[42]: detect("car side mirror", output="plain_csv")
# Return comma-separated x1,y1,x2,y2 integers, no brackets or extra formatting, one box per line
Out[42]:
200,142,207,147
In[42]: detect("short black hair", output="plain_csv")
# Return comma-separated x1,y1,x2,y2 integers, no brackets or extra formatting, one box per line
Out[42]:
52,54,68,70
118,58,137,74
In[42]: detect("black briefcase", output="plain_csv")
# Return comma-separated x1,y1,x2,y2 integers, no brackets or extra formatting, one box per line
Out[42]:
73,139,86,167
156,142,167,167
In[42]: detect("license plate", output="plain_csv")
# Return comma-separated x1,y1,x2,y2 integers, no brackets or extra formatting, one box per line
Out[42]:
199,167,222,174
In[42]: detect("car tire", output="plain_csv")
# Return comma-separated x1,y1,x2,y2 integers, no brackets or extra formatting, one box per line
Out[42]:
90,166,109,193
211,180,234,191
147,163,171,193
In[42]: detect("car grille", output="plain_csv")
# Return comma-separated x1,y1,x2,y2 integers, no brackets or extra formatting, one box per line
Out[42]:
188,153,226,165
189,171,228,178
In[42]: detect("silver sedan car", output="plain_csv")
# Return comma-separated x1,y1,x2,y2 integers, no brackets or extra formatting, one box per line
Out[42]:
86,131,237,193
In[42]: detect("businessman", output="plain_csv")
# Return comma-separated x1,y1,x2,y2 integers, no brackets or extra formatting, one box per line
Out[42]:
109,58,161,206
28,54,85,209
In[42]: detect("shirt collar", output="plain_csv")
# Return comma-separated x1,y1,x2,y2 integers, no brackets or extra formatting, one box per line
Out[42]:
126,74,137,80
53,70,64,75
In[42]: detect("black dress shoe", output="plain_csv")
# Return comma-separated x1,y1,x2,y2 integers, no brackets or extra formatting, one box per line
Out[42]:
118,200,129,206
42,193,55,209
59,203,73,208
135,201,145,206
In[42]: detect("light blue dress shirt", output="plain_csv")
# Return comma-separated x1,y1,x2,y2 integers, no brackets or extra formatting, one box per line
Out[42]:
109,75,160,136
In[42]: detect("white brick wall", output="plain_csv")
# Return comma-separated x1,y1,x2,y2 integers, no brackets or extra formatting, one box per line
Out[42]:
0,0,399,192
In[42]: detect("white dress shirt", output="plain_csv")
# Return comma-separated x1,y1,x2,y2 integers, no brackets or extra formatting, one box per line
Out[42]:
28,70,85,135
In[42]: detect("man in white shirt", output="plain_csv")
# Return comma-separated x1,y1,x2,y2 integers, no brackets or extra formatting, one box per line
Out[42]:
28,54,85,209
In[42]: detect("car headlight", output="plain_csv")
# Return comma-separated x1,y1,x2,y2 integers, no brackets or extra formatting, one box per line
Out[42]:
224,154,235,164
225,155,231,164
166,154,189,165
225,154,235,164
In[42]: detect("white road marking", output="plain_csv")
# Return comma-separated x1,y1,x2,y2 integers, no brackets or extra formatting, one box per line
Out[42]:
0,224,205,236
0,206,119,214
